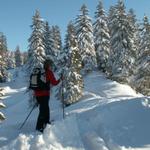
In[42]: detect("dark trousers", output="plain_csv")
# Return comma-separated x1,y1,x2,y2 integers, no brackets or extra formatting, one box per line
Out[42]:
36,96,50,131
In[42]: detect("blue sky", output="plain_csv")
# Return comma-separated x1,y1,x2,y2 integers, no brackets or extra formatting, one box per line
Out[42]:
0,0,150,52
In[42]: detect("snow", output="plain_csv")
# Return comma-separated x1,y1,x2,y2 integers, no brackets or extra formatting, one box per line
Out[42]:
0,68,150,150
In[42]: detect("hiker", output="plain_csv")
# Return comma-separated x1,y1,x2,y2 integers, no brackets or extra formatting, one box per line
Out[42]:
34,58,61,132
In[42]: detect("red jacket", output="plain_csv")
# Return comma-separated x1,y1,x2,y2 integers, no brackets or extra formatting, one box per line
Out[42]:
34,68,60,97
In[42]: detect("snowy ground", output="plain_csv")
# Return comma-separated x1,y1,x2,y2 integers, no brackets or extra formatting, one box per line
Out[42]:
0,67,150,150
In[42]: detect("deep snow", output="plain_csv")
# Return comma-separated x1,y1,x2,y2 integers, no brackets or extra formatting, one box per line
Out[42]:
0,67,150,150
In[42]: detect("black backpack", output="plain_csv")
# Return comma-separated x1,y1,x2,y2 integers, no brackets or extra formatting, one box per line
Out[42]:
29,67,50,90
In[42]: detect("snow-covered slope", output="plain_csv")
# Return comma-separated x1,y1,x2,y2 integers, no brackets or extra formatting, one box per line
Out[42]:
0,68,150,150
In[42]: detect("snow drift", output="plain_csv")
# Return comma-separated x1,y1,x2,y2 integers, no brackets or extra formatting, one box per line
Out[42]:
0,70,150,150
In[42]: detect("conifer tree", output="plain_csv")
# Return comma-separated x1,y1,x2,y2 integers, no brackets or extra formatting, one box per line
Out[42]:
15,45,22,67
27,10,45,73
127,8,140,65
128,9,140,51
51,25,62,53
44,22,52,56
45,25,62,71
0,33,8,82
44,22,57,70
0,55,5,82
108,0,136,83
58,22,83,105
22,52,28,65
48,25,62,58
0,33,7,53
75,4,97,73
133,16,150,95
7,51,16,69
93,0,110,73
26,10,46,107
127,8,141,87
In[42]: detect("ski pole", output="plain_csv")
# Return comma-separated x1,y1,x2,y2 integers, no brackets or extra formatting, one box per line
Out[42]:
19,103,37,130
61,72,65,119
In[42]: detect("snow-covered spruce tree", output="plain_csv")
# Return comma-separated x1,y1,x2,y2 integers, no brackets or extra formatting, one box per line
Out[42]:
26,10,45,73
93,0,110,73
22,51,28,65
15,45,23,67
127,8,140,56
127,8,141,87
0,55,5,82
0,33,7,53
7,51,16,69
43,22,56,70
75,4,97,74
59,22,83,106
133,16,150,96
0,32,8,82
49,25,62,70
26,10,46,107
51,25,62,53
44,21,52,56
108,0,137,83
